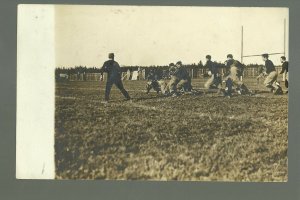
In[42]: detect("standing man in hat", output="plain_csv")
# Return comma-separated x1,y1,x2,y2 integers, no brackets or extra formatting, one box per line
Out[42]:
100,53,131,103
279,56,289,93
258,53,283,94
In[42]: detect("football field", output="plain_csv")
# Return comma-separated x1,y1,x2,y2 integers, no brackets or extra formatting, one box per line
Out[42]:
55,78,288,181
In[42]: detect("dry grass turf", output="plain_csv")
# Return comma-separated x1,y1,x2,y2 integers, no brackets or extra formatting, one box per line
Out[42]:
55,78,288,181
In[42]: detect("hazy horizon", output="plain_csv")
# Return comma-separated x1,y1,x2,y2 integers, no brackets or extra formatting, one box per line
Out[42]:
55,6,289,67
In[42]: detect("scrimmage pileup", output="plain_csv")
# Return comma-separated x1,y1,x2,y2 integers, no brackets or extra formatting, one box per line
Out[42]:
100,53,288,102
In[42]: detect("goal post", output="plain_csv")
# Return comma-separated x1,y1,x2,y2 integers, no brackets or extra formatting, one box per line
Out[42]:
240,18,287,81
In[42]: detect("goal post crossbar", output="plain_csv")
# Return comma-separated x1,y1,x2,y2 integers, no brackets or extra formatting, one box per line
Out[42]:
242,52,284,58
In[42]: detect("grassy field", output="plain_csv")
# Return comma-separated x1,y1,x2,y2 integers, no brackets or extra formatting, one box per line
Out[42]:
55,78,288,181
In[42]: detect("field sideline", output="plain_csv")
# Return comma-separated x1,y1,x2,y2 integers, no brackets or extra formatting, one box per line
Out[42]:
55,78,288,181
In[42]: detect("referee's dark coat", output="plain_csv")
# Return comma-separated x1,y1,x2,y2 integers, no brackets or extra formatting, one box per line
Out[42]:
101,59,130,101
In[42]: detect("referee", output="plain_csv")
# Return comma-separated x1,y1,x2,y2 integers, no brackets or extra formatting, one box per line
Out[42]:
100,53,131,103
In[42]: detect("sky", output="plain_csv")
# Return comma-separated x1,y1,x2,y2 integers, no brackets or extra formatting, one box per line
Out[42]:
55,6,288,67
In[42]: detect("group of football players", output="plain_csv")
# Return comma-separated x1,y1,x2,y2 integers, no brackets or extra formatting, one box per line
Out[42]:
100,53,288,102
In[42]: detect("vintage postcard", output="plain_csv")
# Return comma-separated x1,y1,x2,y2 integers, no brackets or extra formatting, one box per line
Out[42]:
17,5,288,181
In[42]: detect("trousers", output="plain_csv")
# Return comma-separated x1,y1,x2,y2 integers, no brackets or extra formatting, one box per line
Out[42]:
105,77,130,101
264,71,279,90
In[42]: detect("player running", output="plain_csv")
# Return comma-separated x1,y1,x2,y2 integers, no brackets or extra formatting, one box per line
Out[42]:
100,53,131,103
204,55,222,89
257,53,283,95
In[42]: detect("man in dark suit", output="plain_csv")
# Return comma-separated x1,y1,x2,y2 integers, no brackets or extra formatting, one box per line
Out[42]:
101,53,131,103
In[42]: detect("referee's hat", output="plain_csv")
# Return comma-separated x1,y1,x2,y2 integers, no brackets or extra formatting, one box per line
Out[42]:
108,53,115,59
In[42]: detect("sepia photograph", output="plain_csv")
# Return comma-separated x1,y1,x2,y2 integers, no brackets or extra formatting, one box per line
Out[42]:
17,5,288,181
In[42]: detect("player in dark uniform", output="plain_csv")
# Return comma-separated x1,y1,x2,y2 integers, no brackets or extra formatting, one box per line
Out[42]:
223,77,234,98
167,61,192,96
204,55,222,89
100,53,131,103
257,53,283,95
279,56,288,92
224,54,244,80
167,63,180,96
145,68,167,94
224,54,250,95
177,62,193,92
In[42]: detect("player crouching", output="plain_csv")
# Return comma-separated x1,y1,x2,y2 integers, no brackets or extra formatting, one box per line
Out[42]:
146,69,168,95
167,61,193,97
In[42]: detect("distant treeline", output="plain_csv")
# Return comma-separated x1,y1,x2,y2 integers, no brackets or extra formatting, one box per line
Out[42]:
55,62,267,75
